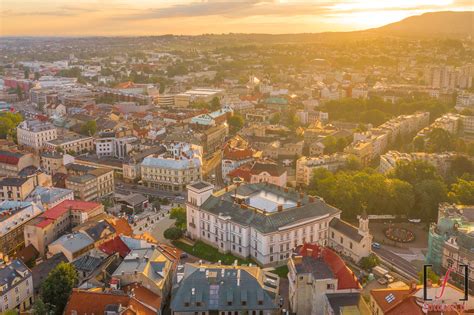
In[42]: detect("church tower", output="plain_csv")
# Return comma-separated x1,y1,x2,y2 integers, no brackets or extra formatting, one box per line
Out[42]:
359,208,369,235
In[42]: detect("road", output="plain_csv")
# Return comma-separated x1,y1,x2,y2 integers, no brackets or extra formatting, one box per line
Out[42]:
372,245,419,279
115,181,186,202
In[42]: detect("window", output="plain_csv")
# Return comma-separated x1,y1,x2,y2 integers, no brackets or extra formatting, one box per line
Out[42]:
340,237,343,244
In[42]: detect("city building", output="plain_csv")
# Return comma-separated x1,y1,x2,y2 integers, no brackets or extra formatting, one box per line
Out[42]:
40,151,73,175
328,212,372,263
25,186,74,209
171,262,280,315
344,112,430,165
185,182,367,266
44,132,94,154
0,259,33,312
296,154,348,186
17,120,57,151
0,177,36,202
427,203,474,295
24,200,104,256
369,282,473,314
47,231,95,262
112,247,177,308
288,243,365,315
228,160,288,187
64,287,160,315
221,145,256,181
0,150,36,177
0,201,43,256
65,164,114,201
95,132,136,159
379,150,464,176
140,142,202,192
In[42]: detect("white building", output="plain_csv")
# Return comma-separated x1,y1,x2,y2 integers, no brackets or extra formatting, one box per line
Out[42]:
0,259,34,312
95,133,137,159
296,154,348,186
140,142,202,192
17,120,57,151
186,182,371,267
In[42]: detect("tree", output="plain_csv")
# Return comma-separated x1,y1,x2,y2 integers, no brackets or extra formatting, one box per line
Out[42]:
414,180,448,221
425,128,454,152
270,112,281,125
32,298,50,315
210,97,221,110
0,112,23,140
80,120,97,136
228,114,244,133
418,268,439,285
449,156,474,179
392,160,442,186
41,262,78,315
170,207,186,229
413,136,425,151
449,179,474,205
164,227,184,240
359,254,380,270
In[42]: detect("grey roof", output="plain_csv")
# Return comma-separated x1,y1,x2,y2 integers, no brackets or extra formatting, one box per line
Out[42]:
200,183,340,234
112,248,171,283
119,193,148,207
0,177,29,187
27,186,73,204
0,260,31,291
329,218,363,242
50,232,94,253
83,220,116,242
170,265,278,312
295,256,334,280
189,182,213,190
325,292,362,314
72,255,103,273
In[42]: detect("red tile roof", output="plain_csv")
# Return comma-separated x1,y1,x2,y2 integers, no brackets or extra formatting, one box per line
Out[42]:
223,147,254,160
227,166,252,182
122,283,161,312
64,289,156,315
0,152,20,165
297,243,361,290
34,200,102,227
99,236,131,258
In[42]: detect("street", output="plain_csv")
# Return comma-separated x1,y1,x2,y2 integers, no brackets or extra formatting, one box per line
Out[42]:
372,245,419,279
115,181,186,202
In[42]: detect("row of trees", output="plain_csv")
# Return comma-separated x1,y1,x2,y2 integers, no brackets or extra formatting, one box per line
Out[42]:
307,159,473,221
320,97,451,126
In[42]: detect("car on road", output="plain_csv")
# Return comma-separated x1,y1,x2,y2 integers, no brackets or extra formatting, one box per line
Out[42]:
372,242,381,249
180,252,188,259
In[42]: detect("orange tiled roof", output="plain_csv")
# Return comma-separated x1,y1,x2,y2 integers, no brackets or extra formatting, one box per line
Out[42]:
122,283,161,312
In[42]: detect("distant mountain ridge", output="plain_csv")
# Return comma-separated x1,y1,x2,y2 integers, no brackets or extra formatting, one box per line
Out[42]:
366,11,474,38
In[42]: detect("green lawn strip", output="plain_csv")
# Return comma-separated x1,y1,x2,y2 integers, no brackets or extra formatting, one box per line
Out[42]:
269,265,289,278
172,240,257,265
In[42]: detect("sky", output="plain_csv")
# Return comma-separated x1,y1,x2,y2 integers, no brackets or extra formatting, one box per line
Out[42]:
0,0,472,36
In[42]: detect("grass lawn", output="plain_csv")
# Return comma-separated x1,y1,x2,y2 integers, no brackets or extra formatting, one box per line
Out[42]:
269,265,289,278
172,240,257,265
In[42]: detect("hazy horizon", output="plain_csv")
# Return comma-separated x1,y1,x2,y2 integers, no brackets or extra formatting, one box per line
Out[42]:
1,1,473,36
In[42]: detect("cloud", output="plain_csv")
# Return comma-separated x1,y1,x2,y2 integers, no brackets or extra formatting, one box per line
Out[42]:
111,0,471,21
115,0,336,20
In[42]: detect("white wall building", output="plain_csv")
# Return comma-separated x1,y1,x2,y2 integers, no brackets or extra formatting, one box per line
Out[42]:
17,120,57,151
186,182,371,267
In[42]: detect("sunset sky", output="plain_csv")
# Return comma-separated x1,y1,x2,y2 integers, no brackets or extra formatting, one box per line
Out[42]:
1,0,472,36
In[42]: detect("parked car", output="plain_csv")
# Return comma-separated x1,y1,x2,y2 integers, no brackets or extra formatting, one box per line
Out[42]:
372,242,381,249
